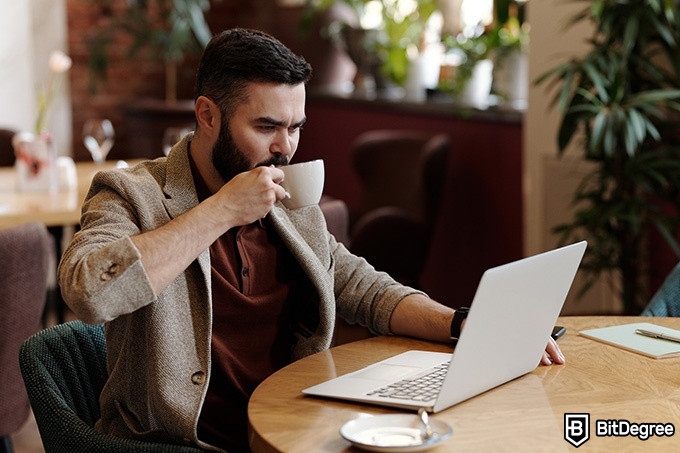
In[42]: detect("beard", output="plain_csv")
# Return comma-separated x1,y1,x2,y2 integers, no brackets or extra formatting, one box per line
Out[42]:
212,118,289,183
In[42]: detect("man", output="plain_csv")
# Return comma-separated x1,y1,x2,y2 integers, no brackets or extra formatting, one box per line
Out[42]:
58,28,563,452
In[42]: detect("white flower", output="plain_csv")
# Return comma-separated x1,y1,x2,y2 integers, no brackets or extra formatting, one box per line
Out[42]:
48,50,72,73
36,50,72,134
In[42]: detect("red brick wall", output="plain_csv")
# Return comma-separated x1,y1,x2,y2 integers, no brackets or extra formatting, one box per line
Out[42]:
65,0,352,161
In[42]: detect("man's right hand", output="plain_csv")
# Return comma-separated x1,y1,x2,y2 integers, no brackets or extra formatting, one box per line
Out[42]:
214,165,287,227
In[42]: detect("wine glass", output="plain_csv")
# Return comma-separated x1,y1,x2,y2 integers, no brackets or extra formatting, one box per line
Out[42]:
82,118,115,164
162,126,192,156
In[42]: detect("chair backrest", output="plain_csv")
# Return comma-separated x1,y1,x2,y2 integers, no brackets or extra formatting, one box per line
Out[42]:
350,129,450,227
0,222,53,437
319,195,351,247
348,130,450,286
19,320,202,452
642,262,680,316
0,127,17,167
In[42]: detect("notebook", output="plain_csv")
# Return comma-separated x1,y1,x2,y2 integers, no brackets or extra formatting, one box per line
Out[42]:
579,322,680,359
303,241,587,413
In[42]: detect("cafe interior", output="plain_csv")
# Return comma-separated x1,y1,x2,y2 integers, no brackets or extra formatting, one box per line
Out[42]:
3,0,680,452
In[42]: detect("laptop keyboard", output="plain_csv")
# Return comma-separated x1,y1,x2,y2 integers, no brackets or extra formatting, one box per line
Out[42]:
366,362,450,402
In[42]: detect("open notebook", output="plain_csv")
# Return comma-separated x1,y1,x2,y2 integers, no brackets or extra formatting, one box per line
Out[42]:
303,241,587,412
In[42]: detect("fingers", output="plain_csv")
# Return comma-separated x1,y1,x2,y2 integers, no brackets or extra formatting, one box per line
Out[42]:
262,166,288,201
216,166,290,225
540,336,565,366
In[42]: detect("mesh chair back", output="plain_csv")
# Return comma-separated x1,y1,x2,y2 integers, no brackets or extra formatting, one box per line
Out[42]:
642,262,680,316
19,320,202,452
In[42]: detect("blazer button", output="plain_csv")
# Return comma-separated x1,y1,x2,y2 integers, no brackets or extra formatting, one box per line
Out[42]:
100,263,120,281
191,371,205,385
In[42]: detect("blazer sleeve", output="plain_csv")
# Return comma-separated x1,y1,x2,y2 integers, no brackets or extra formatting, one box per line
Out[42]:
58,170,161,324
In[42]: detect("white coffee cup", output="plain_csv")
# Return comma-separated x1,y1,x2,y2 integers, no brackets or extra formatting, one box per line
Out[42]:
280,159,325,209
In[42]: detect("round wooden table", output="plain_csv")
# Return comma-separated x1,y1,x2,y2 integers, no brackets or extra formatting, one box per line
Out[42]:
248,316,680,452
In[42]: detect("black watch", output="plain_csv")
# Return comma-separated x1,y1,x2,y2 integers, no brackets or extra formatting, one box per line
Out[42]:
450,307,470,342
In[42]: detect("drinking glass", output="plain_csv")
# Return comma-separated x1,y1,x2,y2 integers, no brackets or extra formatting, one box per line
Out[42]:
82,118,115,164
162,126,191,156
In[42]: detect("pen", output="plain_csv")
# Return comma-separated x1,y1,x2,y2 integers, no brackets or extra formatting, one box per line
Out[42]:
635,328,680,344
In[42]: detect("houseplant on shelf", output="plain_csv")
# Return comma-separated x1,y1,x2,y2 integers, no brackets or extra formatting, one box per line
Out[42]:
490,0,529,105
300,0,439,94
87,0,216,103
439,2,529,107
536,0,680,314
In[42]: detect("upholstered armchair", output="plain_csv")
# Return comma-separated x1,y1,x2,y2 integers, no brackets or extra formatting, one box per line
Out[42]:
0,222,54,452
348,130,450,288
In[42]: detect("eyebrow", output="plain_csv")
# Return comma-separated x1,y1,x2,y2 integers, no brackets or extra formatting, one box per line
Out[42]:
256,116,307,128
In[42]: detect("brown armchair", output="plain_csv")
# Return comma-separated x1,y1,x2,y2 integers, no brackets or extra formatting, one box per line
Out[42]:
348,130,450,288
0,222,54,452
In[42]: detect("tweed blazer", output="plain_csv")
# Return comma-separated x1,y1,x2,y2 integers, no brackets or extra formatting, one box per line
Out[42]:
58,136,421,450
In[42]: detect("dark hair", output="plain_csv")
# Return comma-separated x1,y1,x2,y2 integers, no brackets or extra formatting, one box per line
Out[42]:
194,28,312,117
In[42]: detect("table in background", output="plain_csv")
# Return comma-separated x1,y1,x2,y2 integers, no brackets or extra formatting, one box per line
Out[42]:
0,160,145,323
248,316,680,452
0,160,144,229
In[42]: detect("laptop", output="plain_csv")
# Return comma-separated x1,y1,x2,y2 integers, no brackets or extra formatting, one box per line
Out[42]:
302,241,587,413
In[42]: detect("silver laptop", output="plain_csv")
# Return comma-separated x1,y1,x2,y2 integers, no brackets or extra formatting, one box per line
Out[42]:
303,241,587,413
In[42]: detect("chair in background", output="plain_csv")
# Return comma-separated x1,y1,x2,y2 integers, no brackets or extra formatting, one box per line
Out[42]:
348,129,450,288
642,262,680,316
0,128,17,167
319,195,351,247
19,320,203,453
318,196,373,344
0,222,54,453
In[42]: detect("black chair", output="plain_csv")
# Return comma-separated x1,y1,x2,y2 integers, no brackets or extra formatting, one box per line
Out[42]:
19,321,202,452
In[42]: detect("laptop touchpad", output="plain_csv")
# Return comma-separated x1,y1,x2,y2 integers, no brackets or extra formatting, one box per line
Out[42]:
354,364,421,381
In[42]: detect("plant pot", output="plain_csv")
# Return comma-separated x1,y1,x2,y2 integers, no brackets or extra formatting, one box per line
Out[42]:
494,49,528,108
461,59,493,108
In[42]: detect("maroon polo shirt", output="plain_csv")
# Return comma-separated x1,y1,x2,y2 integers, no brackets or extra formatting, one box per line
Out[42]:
190,159,312,451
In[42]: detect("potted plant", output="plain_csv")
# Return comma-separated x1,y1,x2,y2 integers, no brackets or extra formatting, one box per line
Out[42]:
490,0,529,104
439,27,495,104
438,1,528,106
87,0,216,103
300,0,439,93
536,0,680,314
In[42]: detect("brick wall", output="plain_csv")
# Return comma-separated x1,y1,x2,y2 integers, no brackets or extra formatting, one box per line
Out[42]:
66,0,353,161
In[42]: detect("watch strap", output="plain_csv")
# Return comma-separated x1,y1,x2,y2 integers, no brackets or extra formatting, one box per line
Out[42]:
450,307,470,342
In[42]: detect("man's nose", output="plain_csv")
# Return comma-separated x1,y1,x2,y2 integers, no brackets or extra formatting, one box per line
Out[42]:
271,130,295,157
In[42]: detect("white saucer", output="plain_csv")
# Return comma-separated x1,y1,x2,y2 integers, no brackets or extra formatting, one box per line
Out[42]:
340,413,453,452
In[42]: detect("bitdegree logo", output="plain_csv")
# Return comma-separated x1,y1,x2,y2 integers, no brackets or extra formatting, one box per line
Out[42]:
596,419,675,441
565,413,675,447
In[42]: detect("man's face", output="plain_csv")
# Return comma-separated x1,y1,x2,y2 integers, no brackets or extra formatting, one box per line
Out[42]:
212,82,307,183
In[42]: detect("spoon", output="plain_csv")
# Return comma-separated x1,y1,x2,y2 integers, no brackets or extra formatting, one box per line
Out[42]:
418,408,436,440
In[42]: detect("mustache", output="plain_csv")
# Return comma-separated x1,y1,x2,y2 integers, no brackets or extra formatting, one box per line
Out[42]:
256,154,289,167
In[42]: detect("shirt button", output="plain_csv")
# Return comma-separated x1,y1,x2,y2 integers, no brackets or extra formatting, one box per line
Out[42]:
242,268,249,277
191,371,205,385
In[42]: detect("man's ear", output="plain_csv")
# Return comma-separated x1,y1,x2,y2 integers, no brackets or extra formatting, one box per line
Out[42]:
195,96,220,138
